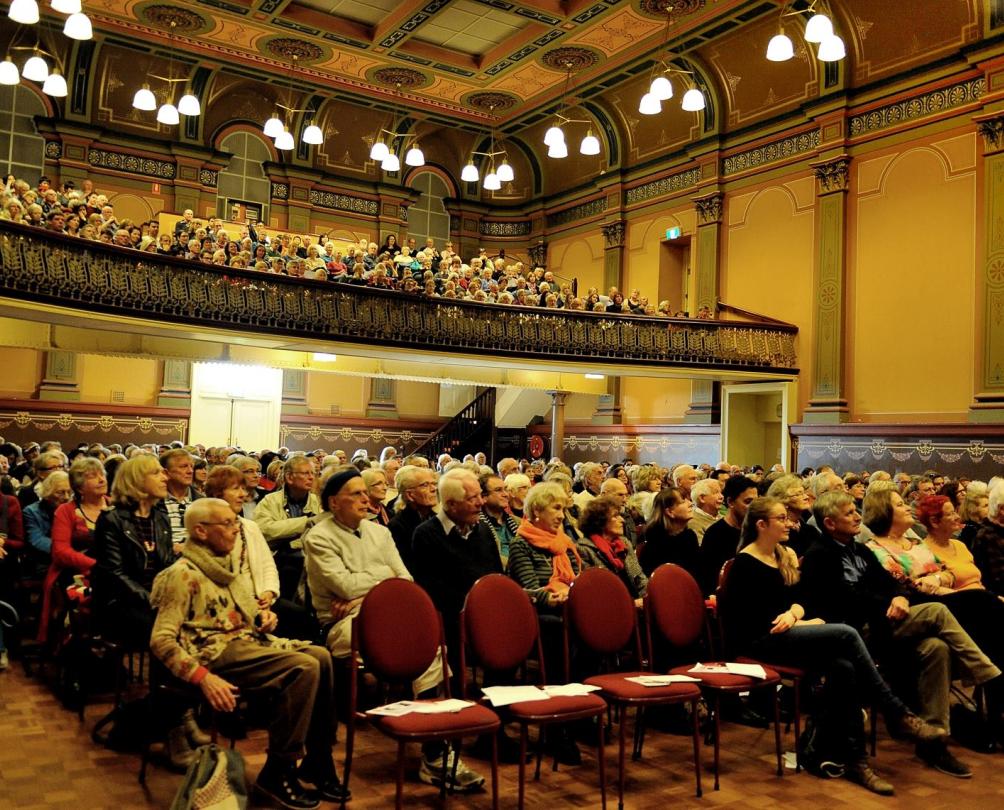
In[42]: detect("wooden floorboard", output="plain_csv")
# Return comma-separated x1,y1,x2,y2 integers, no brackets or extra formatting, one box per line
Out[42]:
2,663,1003,809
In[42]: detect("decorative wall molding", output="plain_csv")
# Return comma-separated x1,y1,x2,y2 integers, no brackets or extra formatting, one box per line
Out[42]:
722,130,821,176
479,220,532,237
601,220,626,248
0,408,187,443
625,167,702,205
694,191,724,225
309,189,379,215
977,115,1004,152
44,141,62,160
279,422,436,452
849,78,985,138
546,197,608,229
87,149,177,179
811,156,850,193
271,182,290,200
199,169,218,188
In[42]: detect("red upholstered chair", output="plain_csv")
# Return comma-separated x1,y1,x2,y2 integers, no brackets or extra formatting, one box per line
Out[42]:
564,568,702,809
645,563,784,791
345,578,501,810
460,574,607,810
716,557,806,772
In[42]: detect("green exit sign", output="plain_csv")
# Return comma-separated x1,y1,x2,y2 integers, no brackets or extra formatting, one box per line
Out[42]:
666,227,681,239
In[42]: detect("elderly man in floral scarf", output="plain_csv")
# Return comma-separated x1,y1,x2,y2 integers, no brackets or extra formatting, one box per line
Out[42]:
150,498,347,810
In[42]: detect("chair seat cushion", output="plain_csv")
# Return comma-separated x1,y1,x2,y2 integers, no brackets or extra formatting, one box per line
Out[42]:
585,673,702,702
508,693,607,722
735,657,805,679
669,664,780,691
374,703,500,738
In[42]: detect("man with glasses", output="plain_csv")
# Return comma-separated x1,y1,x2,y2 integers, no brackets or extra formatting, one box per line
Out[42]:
151,498,347,809
478,472,519,569
17,450,66,510
387,464,438,571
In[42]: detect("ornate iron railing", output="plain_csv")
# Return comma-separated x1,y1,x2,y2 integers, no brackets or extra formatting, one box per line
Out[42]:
0,221,798,373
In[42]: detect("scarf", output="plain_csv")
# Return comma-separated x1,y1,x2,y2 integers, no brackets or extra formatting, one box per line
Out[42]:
590,533,627,571
517,518,582,596
181,541,260,627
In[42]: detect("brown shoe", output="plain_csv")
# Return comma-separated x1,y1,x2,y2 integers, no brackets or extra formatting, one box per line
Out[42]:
888,712,947,743
845,760,894,796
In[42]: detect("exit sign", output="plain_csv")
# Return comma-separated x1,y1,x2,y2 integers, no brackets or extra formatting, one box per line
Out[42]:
666,227,681,239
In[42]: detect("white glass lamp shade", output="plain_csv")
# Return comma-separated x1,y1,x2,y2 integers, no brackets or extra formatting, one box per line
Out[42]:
0,58,21,86
483,172,501,191
543,124,564,146
63,11,93,40
302,124,323,144
132,84,156,110
766,32,794,62
817,33,846,62
638,92,661,115
460,161,479,182
274,128,295,150
263,114,283,139
496,161,514,182
42,69,67,97
22,55,48,82
381,153,400,172
51,0,81,13
157,103,180,125
405,144,425,167
681,87,706,111
649,75,673,101
177,93,201,116
547,139,568,159
369,138,389,162
580,130,600,156
804,12,833,43
8,0,39,24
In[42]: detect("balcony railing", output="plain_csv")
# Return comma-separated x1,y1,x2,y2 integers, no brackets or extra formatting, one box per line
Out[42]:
0,221,798,373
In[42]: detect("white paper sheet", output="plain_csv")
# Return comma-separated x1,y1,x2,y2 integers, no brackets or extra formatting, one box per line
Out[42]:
366,699,475,716
480,686,548,707
624,675,702,687
541,683,603,697
688,662,768,679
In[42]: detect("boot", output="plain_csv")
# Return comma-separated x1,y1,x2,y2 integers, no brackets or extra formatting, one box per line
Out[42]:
182,708,212,746
167,725,198,772
256,757,320,810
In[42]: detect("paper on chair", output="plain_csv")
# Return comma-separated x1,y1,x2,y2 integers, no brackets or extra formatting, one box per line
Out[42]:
366,699,474,716
541,683,602,697
688,662,768,679
481,686,547,707
624,675,702,687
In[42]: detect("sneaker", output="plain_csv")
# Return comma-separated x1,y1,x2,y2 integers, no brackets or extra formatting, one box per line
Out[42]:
419,749,486,793
888,712,948,743
916,742,972,779
845,760,895,796
297,757,352,802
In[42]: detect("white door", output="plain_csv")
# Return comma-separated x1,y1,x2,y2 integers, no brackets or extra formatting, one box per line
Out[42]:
231,398,278,451
721,381,797,470
189,363,283,450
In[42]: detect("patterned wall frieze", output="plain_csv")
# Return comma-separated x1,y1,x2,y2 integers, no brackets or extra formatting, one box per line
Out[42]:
199,169,218,188
546,197,608,229
849,78,985,138
812,156,850,194
271,182,289,200
308,190,379,215
479,220,532,237
279,423,434,451
87,149,177,179
0,409,187,440
625,167,701,205
722,130,821,176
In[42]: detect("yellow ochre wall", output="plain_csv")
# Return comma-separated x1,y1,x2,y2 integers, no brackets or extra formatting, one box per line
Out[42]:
546,231,605,296
1,348,42,398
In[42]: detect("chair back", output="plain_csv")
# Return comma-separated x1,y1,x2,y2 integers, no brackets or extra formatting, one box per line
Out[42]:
461,574,539,673
714,557,737,659
565,568,637,656
355,578,442,683
645,563,706,650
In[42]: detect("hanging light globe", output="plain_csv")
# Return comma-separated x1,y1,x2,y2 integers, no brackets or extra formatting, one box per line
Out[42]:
650,75,673,101
548,139,568,159
63,11,93,40
302,123,323,144
22,54,48,82
0,58,21,86
381,153,400,172
681,87,706,111
483,172,501,191
460,161,479,182
8,0,40,25
274,128,295,150
177,93,201,116
638,92,661,115
263,114,284,139
157,103,180,125
543,124,564,146
580,130,600,156
132,84,156,111
817,33,846,62
804,12,833,43
51,0,81,13
496,161,514,182
369,138,389,162
42,69,67,97
404,144,425,167
766,32,794,62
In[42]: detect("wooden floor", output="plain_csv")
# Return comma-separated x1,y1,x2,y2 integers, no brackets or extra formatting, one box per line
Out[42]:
2,662,1003,809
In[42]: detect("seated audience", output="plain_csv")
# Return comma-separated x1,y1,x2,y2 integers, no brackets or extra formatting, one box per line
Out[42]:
699,474,758,597
22,471,73,582
765,474,820,556
478,471,519,569
576,495,647,603
360,468,390,527
638,486,700,582
687,477,723,543
958,481,989,549
386,464,438,571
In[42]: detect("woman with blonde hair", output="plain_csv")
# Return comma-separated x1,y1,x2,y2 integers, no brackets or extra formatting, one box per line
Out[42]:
959,481,989,549
638,486,699,580
766,473,819,556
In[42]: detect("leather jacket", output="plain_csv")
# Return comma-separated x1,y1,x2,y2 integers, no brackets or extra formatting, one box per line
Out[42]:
93,504,174,617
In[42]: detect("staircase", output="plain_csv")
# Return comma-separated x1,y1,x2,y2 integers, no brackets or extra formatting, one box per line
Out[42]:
413,387,496,463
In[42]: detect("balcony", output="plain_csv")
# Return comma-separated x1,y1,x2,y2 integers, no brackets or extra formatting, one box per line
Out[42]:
0,221,797,376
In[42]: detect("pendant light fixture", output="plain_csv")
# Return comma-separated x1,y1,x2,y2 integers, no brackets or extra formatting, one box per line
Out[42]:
302,123,324,145
259,54,324,153
639,6,711,118
42,67,67,96
177,92,201,116
681,85,706,111
381,152,400,172
50,0,82,14
0,58,19,85
22,50,48,81
132,84,157,110
129,21,201,125
496,160,514,182
461,160,479,183
765,2,844,65
543,64,603,160
63,10,92,39
274,127,294,151
816,32,846,61
369,82,425,173
766,26,794,61
7,0,40,25
263,114,284,139
462,104,516,191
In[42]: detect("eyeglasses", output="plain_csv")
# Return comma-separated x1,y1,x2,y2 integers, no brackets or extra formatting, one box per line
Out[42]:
42,465,65,472
199,519,240,529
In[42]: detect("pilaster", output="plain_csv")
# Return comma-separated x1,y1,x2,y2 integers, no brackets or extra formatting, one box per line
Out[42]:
38,350,80,402
601,220,627,292
591,377,623,425
367,378,398,419
281,369,309,415
550,391,567,460
685,191,724,423
158,360,192,408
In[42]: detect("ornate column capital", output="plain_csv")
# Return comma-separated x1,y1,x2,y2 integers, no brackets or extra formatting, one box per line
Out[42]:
976,113,1004,155
527,240,547,268
601,220,626,249
693,191,724,225
810,155,851,194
